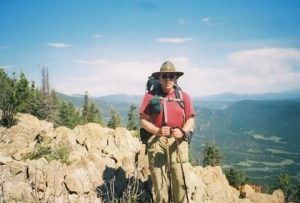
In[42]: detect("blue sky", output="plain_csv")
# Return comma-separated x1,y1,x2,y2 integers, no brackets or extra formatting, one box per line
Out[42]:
1,0,300,96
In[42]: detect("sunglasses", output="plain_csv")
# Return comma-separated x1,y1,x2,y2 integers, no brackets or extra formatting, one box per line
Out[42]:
161,73,176,80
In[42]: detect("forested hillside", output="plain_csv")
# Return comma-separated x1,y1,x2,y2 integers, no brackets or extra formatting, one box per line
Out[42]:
191,100,300,186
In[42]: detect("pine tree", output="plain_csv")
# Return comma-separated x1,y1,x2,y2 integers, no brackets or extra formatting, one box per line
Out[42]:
15,72,30,112
87,103,105,126
224,167,249,189
81,91,89,123
277,173,291,199
0,69,30,127
39,66,58,121
203,143,223,167
127,104,139,130
80,91,105,126
107,108,121,129
57,101,81,129
0,69,15,127
48,89,59,124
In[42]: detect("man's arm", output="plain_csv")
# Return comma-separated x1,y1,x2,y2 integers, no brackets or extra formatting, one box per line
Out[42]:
140,118,171,137
171,117,195,139
182,117,195,134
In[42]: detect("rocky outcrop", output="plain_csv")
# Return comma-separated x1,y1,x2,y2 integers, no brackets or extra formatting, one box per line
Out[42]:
0,113,285,203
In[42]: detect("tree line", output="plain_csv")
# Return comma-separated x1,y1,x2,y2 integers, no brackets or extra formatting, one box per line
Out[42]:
0,67,139,130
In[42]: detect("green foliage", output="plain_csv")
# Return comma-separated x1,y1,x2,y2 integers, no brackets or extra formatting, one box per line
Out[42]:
261,184,274,194
81,91,105,126
81,91,89,123
276,177,300,203
0,69,31,127
15,72,31,112
39,66,52,120
86,102,105,125
23,143,70,164
107,108,121,129
277,173,291,199
127,104,139,130
57,101,81,129
130,130,140,138
224,167,249,189
295,181,300,203
203,143,223,167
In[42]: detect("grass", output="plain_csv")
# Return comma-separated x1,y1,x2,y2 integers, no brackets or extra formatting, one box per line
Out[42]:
23,143,70,164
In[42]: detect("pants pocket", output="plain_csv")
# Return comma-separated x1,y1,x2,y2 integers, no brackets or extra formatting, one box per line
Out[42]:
174,140,189,163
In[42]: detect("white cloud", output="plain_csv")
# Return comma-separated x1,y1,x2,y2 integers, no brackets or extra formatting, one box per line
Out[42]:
47,43,71,48
180,47,300,96
56,60,162,96
74,59,108,66
202,16,220,26
54,47,300,97
92,34,102,38
157,37,192,44
56,57,191,96
178,18,186,24
202,17,210,23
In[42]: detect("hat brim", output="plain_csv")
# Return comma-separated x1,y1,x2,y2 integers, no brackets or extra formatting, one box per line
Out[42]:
152,71,184,79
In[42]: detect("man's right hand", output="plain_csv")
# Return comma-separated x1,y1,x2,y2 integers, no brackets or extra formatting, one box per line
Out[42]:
159,126,171,137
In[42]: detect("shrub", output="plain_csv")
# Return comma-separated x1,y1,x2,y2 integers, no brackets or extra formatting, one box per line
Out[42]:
203,143,223,167
23,143,70,164
224,167,249,189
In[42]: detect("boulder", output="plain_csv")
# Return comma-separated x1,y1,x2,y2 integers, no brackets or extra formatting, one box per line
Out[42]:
2,180,34,202
43,160,67,200
65,152,115,195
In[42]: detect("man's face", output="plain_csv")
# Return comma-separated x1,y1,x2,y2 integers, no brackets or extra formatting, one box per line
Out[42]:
159,73,177,92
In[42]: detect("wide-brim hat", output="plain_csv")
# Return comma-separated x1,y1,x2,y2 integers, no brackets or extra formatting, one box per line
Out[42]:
152,61,184,79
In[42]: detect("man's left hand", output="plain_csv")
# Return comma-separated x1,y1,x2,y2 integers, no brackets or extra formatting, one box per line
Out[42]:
171,128,184,139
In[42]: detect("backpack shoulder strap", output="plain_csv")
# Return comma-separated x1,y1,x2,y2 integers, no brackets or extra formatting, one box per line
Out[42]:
174,85,185,109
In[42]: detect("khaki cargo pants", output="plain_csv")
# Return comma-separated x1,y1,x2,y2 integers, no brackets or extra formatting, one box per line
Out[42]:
147,135,189,203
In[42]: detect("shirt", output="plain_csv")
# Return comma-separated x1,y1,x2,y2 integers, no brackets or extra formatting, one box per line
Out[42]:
140,89,195,128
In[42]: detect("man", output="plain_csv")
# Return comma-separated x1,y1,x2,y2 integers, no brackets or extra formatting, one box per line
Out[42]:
140,61,195,203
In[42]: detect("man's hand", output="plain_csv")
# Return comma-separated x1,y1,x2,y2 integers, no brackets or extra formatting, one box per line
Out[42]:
160,126,171,137
171,128,184,139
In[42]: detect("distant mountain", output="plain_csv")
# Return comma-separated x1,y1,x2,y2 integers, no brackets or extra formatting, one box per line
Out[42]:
191,99,300,185
97,94,142,104
196,89,300,102
192,89,300,109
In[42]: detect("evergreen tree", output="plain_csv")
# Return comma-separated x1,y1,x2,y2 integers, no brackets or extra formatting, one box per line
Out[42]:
29,85,45,119
0,69,30,127
39,66,58,121
23,81,37,114
277,173,291,200
0,69,15,127
15,72,30,112
48,89,59,124
295,181,300,203
57,101,81,129
127,104,139,130
87,102,105,126
80,91,105,126
81,91,89,123
107,108,121,129
224,167,249,189
203,143,223,167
